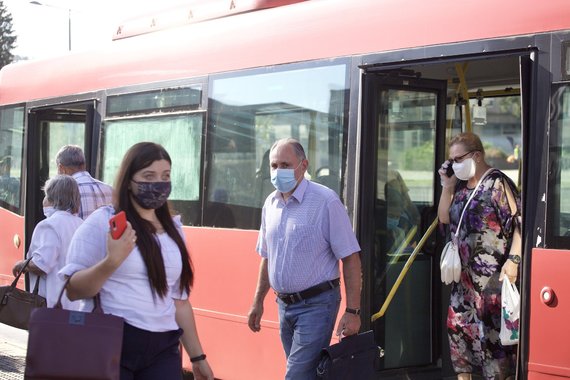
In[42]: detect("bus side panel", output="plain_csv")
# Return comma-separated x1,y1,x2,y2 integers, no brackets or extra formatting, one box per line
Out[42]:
0,209,24,287
528,248,570,379
183,227,285,379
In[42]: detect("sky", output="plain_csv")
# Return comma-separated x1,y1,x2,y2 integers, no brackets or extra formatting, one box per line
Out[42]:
3,0,187,60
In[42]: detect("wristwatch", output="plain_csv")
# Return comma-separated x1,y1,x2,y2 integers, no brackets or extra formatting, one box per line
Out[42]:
508,254,521,265
345,307,361,315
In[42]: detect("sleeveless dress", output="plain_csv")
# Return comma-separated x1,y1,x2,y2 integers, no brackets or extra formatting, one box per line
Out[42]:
447,170,520,379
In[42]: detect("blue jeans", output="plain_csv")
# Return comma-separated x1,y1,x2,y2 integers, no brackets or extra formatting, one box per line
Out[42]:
277,287,341,380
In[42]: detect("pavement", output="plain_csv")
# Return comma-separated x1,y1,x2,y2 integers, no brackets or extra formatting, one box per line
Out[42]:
0,324,27,380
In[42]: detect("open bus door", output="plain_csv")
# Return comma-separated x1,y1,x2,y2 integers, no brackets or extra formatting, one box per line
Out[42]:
360,72,449,378
25,102,97,253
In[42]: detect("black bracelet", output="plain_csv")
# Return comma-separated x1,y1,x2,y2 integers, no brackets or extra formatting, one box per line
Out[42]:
190,354,207,363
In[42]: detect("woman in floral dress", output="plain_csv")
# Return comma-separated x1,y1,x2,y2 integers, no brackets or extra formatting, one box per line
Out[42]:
437,132,522,380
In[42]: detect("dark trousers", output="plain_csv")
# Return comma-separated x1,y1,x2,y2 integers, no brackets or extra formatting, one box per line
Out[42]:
120,322,184,380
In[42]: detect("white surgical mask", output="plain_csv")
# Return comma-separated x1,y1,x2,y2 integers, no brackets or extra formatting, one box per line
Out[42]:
270,162,302,193
43,206,56,218
452,158,476,181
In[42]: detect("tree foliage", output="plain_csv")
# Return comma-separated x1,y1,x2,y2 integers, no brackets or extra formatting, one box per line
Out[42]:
0,1,16,68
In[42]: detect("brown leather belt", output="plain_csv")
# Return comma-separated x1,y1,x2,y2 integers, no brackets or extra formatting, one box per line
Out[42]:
277,278,340,305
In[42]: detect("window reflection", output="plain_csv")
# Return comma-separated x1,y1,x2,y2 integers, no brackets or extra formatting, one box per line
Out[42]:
0,107,24,213
207,64,348,230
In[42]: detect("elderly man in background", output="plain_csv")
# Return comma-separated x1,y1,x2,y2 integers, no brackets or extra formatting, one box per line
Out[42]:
55,145,113,219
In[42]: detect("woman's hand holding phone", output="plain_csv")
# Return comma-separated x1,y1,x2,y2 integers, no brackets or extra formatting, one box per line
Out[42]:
439,160,456,189
106,212,137,268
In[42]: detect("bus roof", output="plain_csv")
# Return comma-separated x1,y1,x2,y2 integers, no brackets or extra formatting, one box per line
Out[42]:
1,0,570,106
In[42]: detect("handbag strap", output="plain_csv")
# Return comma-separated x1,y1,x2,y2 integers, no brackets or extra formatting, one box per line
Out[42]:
54,276,103,314
8,256,34,289
454,168,495,240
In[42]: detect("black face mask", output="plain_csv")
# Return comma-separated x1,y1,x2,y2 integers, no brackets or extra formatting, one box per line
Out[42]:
131,180,171,209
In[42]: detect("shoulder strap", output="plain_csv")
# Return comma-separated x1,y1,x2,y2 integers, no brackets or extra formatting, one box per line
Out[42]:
454,168,495,239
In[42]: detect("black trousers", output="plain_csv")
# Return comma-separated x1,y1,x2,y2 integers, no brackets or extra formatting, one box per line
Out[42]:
120,322,184,380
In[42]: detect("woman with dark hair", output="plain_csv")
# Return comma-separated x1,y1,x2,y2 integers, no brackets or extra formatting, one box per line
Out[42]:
61,142,213,380
12,174,82,309
438,132,521,380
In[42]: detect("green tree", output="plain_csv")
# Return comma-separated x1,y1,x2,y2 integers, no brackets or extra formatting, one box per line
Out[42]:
0,1,16,69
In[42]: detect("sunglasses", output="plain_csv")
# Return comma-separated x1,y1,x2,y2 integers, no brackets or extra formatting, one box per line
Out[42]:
449,150,476,164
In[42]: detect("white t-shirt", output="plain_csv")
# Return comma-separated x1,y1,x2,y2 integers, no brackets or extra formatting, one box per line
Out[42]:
59,206,188,332
28,210,83,310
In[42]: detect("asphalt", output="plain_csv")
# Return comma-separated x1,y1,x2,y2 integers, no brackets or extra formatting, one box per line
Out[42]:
0,324,27,380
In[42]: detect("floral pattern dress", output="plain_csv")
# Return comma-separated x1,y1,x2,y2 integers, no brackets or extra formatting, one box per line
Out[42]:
447,170,520,379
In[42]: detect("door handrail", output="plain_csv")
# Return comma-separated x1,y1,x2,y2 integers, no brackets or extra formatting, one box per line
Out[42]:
371,217,439,322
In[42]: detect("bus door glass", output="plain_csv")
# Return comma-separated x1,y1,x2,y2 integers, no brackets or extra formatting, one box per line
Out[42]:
361,73,446,370
26,105,90,251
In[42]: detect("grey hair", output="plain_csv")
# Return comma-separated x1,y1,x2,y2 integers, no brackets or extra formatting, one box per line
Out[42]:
55,145,85,168
270,138,307,160
44,175,81,214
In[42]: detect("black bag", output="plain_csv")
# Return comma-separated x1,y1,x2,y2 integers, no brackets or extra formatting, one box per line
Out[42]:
316,330,382,380
0,256,47,330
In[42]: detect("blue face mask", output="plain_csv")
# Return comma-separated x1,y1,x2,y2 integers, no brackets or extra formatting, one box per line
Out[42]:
270,162,302,193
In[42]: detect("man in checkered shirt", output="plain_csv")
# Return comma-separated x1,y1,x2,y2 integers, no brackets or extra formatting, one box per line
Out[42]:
55,145,113,220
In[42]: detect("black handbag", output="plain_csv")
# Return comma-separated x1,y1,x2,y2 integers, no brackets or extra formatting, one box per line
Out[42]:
0,256,47,330
316,330,382,380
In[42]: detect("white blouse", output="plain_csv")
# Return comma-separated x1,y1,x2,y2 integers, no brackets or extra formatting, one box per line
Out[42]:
28,210,83,310
60,206,188,332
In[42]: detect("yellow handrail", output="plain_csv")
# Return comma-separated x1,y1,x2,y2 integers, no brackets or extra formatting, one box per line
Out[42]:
371,217,439,322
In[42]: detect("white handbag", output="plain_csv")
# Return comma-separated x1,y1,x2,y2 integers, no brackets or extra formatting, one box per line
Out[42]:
440,168,494,284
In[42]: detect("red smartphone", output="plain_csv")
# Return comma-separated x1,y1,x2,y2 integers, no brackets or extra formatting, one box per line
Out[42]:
109,211,127,240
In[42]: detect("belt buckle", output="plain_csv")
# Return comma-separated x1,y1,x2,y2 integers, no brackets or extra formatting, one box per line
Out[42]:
288,294,297,304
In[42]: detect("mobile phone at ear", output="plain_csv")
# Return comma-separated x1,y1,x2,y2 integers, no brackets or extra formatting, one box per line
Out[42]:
446,161,455,177
109,211,127,240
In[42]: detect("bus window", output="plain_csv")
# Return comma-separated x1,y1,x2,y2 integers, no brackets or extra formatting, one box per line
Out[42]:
46,121,86,179
466,96,521,186
207,63,348,230
547,85,570,246
0,106,25,213
101,114,203,226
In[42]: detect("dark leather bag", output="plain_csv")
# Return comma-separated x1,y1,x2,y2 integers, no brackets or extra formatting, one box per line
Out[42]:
316,330,382,380
0,257,47,330
25,281,124,380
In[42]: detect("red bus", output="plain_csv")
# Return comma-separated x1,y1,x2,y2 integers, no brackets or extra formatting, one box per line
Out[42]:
1,0,569,378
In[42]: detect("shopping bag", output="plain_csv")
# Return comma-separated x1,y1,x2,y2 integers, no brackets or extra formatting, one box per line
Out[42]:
0,257,46,330
316,330,382,380
25,282,124,380
500,279,520,346
440,241,461,285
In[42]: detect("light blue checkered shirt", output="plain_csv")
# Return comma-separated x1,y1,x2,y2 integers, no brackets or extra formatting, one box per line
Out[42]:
72,171,113,220
257,179,360,293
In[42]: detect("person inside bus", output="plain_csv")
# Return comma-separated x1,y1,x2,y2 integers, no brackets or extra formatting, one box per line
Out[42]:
55,145,113,220
12,175,82,309
438,132,521,380
0,155,20,206
60,142,214,380
247,138,362,380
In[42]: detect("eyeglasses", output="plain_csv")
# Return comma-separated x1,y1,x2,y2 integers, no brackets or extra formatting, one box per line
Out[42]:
449,150,476,163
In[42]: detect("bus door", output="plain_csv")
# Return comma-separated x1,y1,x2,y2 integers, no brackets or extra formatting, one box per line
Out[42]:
25,102,96,252
360,72,448,376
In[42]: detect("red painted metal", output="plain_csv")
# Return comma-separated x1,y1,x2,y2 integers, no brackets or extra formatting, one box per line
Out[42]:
528,248,570,379
1,0,570,105
0,209,25,288
113,0,308,40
